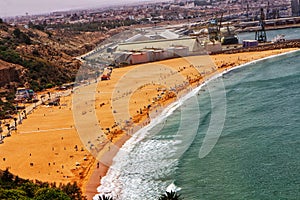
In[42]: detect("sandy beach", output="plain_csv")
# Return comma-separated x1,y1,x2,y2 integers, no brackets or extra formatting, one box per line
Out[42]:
0,48,298,199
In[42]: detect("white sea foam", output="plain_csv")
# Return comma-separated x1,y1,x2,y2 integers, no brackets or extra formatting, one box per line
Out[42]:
166,182,181,193
94,49,300,200
94,82,203,199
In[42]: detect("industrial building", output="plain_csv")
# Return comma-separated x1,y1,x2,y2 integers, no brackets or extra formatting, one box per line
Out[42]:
124,29,180,42
114,45,190,65
83,27,223,66
113,35,210,65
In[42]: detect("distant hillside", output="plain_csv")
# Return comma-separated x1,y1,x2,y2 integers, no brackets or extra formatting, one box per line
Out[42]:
0,19,110,118
0,21,108,90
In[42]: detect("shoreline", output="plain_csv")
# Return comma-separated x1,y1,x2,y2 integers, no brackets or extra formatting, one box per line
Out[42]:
87,48,300,199
0,48,299,200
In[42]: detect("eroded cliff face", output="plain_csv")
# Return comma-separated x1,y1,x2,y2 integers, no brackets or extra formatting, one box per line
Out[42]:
0,19,128,93
0,22,110,90
0,60,25,88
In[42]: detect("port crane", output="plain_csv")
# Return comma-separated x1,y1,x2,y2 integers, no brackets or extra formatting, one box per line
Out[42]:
207,13,222,43
255,8,267,42
208,12,238,45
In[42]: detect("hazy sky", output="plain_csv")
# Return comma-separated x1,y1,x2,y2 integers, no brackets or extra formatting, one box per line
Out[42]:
0,0,156,17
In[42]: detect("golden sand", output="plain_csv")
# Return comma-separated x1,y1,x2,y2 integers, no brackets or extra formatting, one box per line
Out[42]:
0,48,297,199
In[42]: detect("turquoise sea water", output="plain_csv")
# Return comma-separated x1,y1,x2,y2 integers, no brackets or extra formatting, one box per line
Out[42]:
96,50,300,200
177,51,300,199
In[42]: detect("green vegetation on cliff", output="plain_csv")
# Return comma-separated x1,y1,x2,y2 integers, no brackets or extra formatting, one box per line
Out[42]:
0,26,76,91
0,22,82,119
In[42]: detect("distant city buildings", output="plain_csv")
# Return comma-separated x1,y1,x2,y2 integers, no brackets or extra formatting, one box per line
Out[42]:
1,0,295,26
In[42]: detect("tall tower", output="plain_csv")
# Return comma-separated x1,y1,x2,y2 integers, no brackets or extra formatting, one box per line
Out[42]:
291,0,300,16
255,8,267,42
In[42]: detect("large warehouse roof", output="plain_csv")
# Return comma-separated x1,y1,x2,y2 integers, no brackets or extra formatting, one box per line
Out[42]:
117,37,203,52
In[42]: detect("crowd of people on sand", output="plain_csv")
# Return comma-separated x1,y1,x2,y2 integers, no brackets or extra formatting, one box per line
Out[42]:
2,49,295,200
72,64,210,157
0,60,218,163
98,63,218,146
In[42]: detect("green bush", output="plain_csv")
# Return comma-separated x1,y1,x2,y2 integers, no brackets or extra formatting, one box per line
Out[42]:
0,188,28,200
45,83,54,89
0,169,85,199
35,188,71,200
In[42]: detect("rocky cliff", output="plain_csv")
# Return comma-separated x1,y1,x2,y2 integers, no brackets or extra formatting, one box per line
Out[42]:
0,20,113,118
0,21,108,91
0,60,24,88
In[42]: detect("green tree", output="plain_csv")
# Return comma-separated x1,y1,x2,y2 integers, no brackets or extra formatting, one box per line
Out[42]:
159,191,183,200
20,33,31,44
98,194,114,200
0,188,28,200
34,188,71,200
1,168,14,184
12,28,31,44
0,169,86,199
19,182,37,198
13,28,21,38
60,182,85,200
